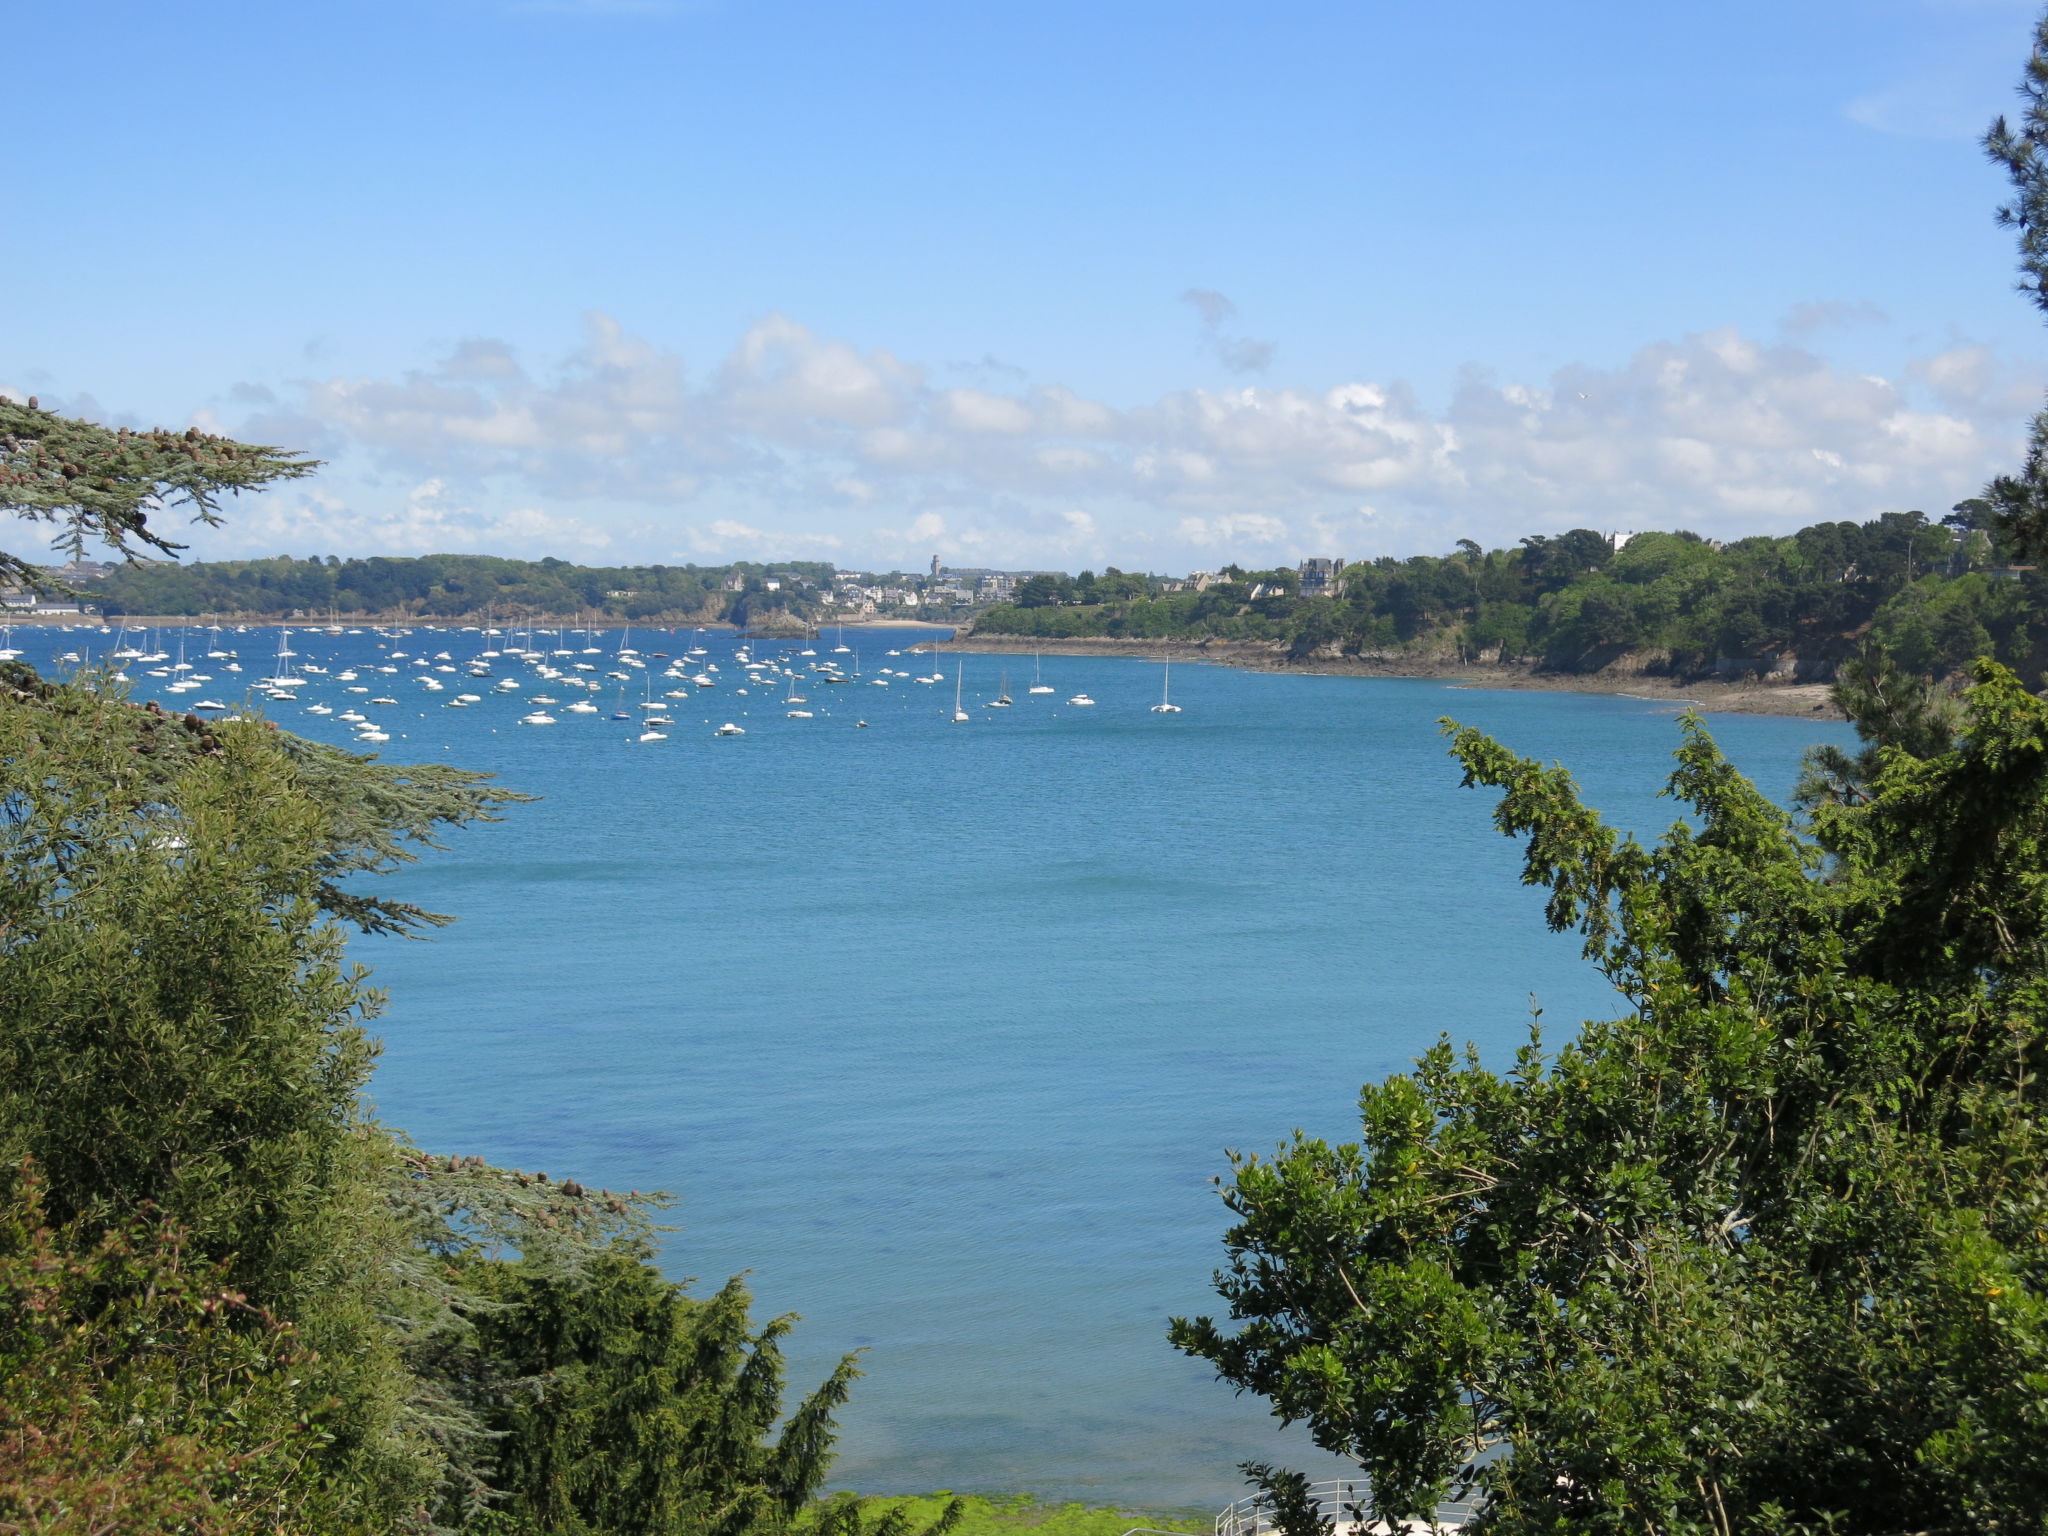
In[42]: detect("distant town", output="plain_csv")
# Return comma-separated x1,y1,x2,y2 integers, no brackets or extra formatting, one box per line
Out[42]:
810,553,1349,618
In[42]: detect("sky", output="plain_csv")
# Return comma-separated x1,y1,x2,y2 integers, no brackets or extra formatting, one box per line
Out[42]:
8,0,2048,573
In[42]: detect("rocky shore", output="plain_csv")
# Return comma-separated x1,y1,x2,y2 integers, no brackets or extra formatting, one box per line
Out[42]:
927,632,1845,720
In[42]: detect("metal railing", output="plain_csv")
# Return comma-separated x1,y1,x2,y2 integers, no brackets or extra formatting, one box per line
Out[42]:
1213,1480,1477,1536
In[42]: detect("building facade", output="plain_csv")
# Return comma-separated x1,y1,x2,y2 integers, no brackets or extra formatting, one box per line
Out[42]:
1297,557,1346,598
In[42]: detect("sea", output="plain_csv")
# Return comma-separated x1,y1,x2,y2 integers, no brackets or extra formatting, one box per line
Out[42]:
7,621,1857,1512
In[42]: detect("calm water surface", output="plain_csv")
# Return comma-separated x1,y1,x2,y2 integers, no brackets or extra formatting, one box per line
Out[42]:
20,622,1855,1508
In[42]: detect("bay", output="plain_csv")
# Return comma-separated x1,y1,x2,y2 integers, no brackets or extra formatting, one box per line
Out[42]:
12,622,1856,1510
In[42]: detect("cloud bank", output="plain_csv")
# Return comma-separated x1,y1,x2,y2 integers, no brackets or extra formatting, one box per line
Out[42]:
25,309,2038,571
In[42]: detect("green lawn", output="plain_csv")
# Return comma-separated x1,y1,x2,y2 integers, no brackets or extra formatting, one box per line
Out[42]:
842,1492,1211,1536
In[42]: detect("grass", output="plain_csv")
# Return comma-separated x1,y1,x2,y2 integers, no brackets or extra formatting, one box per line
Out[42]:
838,1492,1211,1536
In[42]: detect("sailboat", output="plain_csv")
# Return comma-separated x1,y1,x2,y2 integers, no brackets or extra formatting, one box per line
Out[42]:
1150,656,1182,713
988,670,1012,707
267,627,306,691
1027,650,1054,694
951,662,970,722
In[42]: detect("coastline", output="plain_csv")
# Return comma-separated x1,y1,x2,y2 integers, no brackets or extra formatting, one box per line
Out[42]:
16,614,963,635
12,612,1841,720
927,632,1845,720
9,614,826,634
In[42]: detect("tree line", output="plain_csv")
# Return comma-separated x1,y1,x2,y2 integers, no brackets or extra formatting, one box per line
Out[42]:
976,509,2034,683
82,551,838,625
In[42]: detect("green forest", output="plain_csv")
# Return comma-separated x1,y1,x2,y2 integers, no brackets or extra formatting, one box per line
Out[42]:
86,554,838,626
975,510,2030,682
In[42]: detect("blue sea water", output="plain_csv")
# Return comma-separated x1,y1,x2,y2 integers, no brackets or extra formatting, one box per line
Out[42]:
14,622,1856,1510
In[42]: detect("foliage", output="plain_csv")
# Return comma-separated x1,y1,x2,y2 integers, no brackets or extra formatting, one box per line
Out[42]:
1793,643,1962,806
0,396,316,592
456,1250,860,1536
0,663,865,1533
0,1168,354,1536
1234,1466,1332,1536
974,514,2028,682
267,727,532,936
805,1493,967,1536
87,551,837,624
0,660,528,937
1987,9,2048,563
1171,662,2048,1534
380,1145,670,1526
803,1492,1204,1536
0,671,429,1520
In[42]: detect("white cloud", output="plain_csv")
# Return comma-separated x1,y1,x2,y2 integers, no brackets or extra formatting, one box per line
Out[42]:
191,309,2043,570
276,311,715,501
938,387,1035,435
719,314,918,434
1174,513,1289,549
679,517,843,558
224,479,615,557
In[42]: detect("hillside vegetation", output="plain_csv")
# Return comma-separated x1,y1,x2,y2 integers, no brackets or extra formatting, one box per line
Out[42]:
89,553,837,625
975,512,2028,683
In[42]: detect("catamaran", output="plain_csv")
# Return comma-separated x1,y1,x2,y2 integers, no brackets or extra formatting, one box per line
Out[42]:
1150,656,1182,713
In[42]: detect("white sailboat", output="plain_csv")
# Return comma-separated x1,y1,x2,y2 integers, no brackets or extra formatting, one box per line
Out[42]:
268,627,306,689
988,670,1012,707
1027,650,1054,694
951,661,970,722
1150,656,1182,713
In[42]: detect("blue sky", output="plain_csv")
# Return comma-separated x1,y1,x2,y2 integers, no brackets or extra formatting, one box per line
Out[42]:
9,0,2048,571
